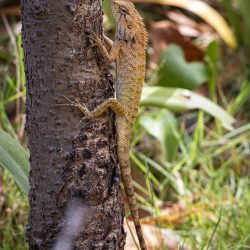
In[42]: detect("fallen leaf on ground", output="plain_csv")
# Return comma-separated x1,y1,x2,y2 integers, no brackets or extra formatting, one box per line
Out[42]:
124,221,181,250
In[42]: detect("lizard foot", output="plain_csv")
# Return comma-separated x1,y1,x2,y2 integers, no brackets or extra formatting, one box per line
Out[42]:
57,96,90,125
57,96,84,108
88,31,103,48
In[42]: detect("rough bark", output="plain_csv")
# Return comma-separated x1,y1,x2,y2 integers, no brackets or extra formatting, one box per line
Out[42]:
21,0,125,249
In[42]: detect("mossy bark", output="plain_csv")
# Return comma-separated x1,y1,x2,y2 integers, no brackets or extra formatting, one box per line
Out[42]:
21,0,125,249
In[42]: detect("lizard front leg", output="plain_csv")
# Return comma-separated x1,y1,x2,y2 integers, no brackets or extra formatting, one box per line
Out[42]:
89,32,125,63
61,96,126,119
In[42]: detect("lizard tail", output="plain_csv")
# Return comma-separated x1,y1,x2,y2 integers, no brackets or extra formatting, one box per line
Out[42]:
118,144,147,250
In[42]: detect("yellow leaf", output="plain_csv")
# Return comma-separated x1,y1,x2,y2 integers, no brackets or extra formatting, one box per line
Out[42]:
131,0,237,49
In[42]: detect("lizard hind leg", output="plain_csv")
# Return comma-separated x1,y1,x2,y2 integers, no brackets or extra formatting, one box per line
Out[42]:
60,96,125,119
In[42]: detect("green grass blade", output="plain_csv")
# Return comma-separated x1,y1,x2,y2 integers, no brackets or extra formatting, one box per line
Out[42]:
205,209,222,250
228,80,250,115
130,151,160,186
0,128,29,194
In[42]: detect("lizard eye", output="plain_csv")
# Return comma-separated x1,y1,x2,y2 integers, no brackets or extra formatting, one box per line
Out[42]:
127,24,132,29
119,7,129,15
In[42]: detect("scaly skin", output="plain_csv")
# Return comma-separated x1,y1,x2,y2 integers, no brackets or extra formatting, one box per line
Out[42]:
62,1,148,249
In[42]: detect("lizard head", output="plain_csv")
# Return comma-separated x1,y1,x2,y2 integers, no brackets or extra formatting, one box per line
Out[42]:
111,0,144,42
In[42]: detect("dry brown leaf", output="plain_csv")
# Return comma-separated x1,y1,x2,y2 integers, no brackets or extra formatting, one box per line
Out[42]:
149,20,204,63
140,198,238,226
0,5,20,16
125,221,181,250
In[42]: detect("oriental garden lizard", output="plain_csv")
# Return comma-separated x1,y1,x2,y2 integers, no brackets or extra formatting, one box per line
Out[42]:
62,1,148,249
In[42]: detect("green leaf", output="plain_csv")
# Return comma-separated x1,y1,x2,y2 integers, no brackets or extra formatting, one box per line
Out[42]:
0,128,29,194
156,45,209,90
141,86,235,130
205,41,220,99
205,40,220,66
140,110,178,162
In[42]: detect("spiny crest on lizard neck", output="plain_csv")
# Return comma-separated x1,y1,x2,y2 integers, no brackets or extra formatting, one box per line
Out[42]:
111,0,148,47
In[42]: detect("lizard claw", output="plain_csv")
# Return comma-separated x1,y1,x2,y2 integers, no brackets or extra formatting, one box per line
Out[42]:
63,96,75,105
88,31,102,48
89,30,98,38
75,117,86,127
88,36,96,47
72,97,88,109
88,31,97,45
57,96,75,106
57,96,89,126
56,96,81,109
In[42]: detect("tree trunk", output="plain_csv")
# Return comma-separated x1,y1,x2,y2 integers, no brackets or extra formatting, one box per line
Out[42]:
21,0,125,249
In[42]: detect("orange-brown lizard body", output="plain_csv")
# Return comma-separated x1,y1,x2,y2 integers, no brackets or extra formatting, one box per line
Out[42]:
63,1,147,249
